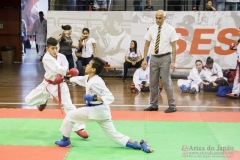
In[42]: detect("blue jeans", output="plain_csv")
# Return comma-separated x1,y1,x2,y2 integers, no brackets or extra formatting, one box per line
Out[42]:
78,0,87,10
76,60,84,76
213,1,225,11
133,0,142,11
65,54,74,69
67,0,76,11
81,56,93,66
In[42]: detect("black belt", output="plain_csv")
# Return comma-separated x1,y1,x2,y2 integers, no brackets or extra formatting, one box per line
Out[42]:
153,52,171,58
84,102,103,107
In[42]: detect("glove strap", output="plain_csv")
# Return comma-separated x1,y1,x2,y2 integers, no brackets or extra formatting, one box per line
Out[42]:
93,94,98,101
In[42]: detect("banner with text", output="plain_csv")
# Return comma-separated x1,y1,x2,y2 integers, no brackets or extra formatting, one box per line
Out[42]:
47,11,240,69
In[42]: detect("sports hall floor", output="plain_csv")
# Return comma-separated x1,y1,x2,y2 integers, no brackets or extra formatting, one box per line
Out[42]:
0,49,240,160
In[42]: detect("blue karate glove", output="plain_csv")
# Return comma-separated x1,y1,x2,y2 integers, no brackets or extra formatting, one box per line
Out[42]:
84,94,97,101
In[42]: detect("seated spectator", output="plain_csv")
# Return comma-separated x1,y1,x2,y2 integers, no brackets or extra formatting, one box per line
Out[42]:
192,0,202,11
205,56,225,81
177,60,215,94
131,61,150,93
205,56,229,89
144,0,154,11
131,61,163,93
205,0,217,11
123,40,143,82
213,0,225,11
93,0,107,11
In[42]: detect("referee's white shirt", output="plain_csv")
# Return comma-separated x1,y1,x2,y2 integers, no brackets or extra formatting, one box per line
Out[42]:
144,22,178,55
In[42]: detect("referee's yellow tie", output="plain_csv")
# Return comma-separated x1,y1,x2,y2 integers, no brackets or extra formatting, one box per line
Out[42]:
155,26,161,54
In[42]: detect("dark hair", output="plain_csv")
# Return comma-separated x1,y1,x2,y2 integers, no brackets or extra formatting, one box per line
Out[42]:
206,56,214,64
39,11,43,15
62,25,71,30
47,37,58,47
92,57,105,75
130,40,137,53
82,28,90,34
195,59,203,64
195,59,204,69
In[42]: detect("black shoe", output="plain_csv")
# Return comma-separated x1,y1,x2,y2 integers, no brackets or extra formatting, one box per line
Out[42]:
164,107,177,113
144,106,158,111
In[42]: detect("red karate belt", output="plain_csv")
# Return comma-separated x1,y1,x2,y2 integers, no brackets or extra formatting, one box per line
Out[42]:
44,77,64,114
238,61,240,83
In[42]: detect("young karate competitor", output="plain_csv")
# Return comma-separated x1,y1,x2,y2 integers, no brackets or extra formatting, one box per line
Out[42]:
227,39,240,98
177,60,214,94
131,61,150,93
131,61,163,93
55,57,153,153
25,37,88,138
205,56,225,81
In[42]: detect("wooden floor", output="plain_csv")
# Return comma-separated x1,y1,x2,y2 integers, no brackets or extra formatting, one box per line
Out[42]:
0,48,239,112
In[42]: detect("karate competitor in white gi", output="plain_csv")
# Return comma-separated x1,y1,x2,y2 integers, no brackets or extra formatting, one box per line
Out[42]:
227,39,240,98
205,56,225,82
177,60,214,94
131,61,150,93
25,37,88,139
30,11,47,61
55,57,153,153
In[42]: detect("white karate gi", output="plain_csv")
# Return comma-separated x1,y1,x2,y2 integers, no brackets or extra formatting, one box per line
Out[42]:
60,75,130,147
25,52,85,131
205,62,224,81
133,66,150,91
177,68,212,92
231,43,240,94
31,18,47,56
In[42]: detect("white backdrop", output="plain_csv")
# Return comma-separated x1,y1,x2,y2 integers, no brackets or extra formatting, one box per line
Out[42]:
47,11,240,69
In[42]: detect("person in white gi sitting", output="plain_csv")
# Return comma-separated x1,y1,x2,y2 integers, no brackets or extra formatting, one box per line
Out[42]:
177,60,215,94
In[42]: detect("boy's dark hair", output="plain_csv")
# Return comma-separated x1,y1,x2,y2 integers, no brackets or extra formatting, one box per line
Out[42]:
47,37,58,47
62,25,71,30
92,57,105,75
206,56,214,64
39,11,43,15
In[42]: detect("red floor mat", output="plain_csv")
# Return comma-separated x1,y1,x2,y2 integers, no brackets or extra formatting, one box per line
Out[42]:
0,145,70,160
1,108,240,122
225,150,240,160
